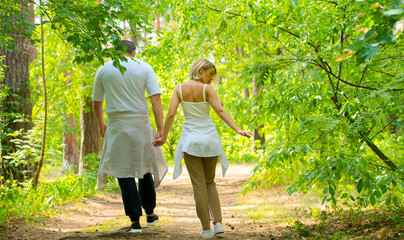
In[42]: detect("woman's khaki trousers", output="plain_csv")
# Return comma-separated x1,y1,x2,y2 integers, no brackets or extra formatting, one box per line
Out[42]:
183,152,222,230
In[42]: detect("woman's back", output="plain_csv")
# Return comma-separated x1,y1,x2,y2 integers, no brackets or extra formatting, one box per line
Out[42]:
179,82,210,119
179,81,207,102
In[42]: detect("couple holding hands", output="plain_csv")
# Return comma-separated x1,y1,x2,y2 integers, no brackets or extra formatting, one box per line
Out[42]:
92,40,251,239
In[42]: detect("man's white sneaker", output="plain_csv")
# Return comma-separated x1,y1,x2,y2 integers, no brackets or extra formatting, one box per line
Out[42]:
200,229,212,239
146,214,159,226
127,222,142,233
212,222,224,236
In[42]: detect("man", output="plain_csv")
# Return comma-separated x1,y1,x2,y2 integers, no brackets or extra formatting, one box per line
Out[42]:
92,40,167,233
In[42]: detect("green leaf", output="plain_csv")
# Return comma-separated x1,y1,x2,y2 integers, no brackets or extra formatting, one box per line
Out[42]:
46,195,54,205
287,186,295,195
322,195,328,205
383,9,404,16
357,179,363,193
5,45,14,52
374,189,382,198
362,43,382,60
376,32,394,44
380,184,387,194
392,215,402,223
329,186,335,197
370,194,376,205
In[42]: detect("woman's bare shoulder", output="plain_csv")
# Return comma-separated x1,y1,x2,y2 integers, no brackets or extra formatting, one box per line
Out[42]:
205,84,216,93
182,80,203,86
182,80,205,90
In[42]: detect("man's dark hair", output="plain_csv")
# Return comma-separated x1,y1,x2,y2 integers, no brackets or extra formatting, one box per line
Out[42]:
115,40,136,54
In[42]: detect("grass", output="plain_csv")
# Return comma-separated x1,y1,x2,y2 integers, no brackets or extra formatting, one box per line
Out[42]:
83,216,128,232
0,173,98,224
239,184,324,225
238,183,404,239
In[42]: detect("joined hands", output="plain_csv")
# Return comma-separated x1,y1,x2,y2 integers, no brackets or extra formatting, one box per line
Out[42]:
153,130,166,147
153,138,166,147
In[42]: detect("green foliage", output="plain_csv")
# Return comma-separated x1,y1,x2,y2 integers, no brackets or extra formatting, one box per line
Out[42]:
293,221,311,237
0,172,97,225
1,130,40,180
0,146,107,224
81,153,101,174
34,0,165,73
0,1,36,51
0,57,7,145
351,0,404,63
141,0,404,208
0,152,101,224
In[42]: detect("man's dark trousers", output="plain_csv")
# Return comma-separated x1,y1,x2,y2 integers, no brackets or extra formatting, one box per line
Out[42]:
118,173,156,222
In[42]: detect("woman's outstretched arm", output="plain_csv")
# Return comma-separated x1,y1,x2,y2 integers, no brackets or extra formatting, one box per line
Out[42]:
153,86,181,147
206,85,252,138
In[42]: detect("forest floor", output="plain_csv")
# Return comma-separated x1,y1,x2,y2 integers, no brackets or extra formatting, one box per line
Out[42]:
0,164,403,240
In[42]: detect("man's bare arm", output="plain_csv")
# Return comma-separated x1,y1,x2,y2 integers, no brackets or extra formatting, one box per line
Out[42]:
93,101,107,137
149,94,164,140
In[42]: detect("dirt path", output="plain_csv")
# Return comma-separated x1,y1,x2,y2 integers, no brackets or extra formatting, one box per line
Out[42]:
2,165,279,239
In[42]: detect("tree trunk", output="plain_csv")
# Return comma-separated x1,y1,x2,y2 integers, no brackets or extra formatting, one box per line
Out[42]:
60,114,80,174
361,133,398,172
389,115,398,135
129,24,138,50
252,77,265,150
79,97,101,173
143,28,147,48
154,11,160,32
0,0,34,182
243,88,249,98
28,3,37,63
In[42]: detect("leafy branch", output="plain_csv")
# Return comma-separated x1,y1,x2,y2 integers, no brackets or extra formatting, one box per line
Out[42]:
369,69,396,77
319,63,403,92
371,113,403,140
205,5,316,49
206,4,403,92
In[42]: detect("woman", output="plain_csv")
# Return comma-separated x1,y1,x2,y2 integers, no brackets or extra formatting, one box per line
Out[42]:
153,59,251,239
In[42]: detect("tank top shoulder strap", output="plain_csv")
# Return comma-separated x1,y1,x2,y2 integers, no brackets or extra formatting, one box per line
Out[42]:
179,84,184,102
203,84,207,102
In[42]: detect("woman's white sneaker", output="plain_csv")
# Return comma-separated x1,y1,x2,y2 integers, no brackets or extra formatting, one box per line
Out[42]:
200,229,212,239
212,222,224,236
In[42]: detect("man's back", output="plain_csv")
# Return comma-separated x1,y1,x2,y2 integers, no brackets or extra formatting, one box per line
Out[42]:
92,57,161,115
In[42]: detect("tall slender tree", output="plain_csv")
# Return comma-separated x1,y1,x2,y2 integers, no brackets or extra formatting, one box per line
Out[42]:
0,0,35,182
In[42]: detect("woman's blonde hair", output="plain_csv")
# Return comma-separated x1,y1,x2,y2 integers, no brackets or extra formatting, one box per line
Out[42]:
189,59,216,80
